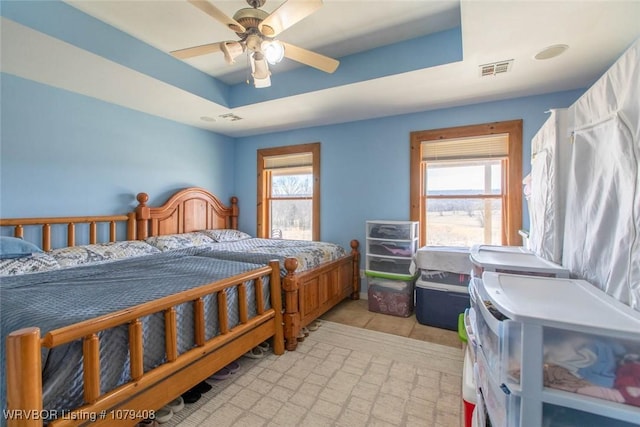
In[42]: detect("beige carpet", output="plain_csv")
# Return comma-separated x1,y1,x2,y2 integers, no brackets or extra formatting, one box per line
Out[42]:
164,321,464,427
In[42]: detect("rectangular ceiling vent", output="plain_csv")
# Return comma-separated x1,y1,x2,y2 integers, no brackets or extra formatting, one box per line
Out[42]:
219,113,243,122
479,60,513,77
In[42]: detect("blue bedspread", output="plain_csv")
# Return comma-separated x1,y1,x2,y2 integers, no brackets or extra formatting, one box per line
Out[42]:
0,249,270,422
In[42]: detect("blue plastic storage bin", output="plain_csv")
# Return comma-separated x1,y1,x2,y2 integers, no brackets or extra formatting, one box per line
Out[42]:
415,279,470,330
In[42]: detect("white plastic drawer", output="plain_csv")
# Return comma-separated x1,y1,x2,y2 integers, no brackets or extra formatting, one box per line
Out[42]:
368,239,417,257
464,308,478,360
477,350,520,427
542,326,640,411
366,256,413,276
367,222,417,240
468,276,480,306
542,403,640,427
472,282,522,386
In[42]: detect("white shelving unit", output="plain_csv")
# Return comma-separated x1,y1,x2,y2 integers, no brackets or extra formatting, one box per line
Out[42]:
365,220,418,280
473,272,640,427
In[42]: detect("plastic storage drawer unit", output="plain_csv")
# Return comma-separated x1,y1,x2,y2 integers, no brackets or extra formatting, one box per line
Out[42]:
470,244,569,278
367,277,414,317
481,272,640,427
415,279,470,330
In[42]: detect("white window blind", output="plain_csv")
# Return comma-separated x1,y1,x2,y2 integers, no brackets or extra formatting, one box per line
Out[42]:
421,134,509,161
264,152,313,169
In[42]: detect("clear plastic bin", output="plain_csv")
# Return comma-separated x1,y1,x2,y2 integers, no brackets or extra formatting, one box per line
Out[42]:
367,221,417,240
367,256,413,276
368,239,418,257
367,277,414,317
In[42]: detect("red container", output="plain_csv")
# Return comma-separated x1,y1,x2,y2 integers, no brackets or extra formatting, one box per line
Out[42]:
462,346,476,427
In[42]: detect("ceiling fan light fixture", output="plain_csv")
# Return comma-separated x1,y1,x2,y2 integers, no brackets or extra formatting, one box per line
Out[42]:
250,52,272,87
253,75,272,88
263,40,285,65
220,41,244,64
181,0,337,89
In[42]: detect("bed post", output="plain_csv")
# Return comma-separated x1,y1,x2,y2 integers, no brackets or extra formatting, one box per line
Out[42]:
6,327,42,427
269,260,285,355
230,197,239,230
126,212,137,241
282,258,300,351
350,240,361,300
135,192,150,240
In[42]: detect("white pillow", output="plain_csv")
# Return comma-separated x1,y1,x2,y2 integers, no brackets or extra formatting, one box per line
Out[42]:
202,229,252,242
50,241,160,268
145,232,216,251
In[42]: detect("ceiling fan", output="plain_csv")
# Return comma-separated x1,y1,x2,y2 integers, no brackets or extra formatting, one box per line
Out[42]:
171,0,340,88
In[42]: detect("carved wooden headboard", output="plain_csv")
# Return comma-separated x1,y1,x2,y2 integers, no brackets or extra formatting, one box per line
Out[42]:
135,187,239,240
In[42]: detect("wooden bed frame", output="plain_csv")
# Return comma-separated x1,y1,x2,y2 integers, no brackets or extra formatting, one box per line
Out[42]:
134,187,361,351
2,213,284,427
2,186,358,426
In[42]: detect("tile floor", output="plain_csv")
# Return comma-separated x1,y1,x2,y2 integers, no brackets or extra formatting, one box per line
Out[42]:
320,298,463,349
170,316,465,427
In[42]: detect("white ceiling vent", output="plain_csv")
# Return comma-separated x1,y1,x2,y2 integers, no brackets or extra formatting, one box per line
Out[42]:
219,113,243,122
479,60,514,77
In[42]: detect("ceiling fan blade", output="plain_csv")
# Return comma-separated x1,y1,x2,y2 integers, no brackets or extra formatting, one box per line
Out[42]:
187,0,246,33
259,0,323,37
281,41,339,73
171,42,222,59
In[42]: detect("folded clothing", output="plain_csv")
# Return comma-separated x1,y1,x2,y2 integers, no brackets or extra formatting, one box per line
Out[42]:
615,362,640,406
544,337,626,388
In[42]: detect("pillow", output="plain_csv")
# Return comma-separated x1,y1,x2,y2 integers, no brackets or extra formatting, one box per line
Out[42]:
145,232,216,251
50,241,160,268
0,236,44,259
202,229,252,242
0,253,60,276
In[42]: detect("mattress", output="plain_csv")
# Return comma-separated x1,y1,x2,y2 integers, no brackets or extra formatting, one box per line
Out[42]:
0,249,271,420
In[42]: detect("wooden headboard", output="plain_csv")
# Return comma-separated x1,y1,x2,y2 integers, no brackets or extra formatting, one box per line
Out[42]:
135,187,239,239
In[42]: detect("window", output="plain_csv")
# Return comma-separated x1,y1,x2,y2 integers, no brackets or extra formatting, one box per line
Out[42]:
410,120,522,247
257,143,320,240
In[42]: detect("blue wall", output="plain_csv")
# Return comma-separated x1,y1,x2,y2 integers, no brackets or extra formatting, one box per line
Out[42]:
1,70,583,291
0,73,235,219
234,89,584,286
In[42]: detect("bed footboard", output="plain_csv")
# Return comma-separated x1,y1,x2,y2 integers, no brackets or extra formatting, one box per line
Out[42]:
283,240,360,351
5,262,283,427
